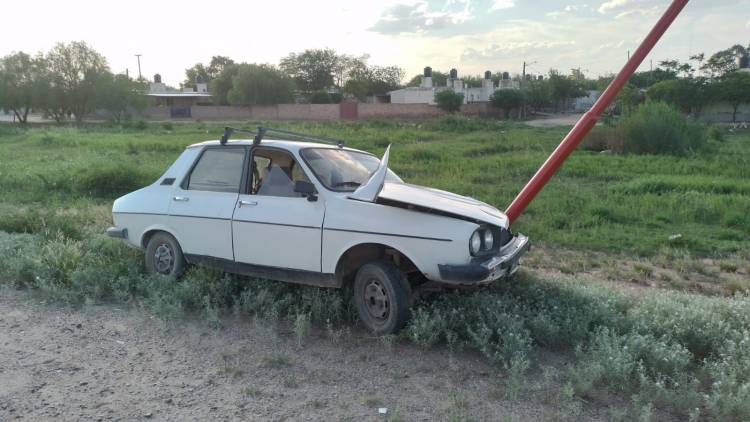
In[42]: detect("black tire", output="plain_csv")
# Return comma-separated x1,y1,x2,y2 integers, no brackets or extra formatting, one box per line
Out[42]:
144,232,186,279
353,261,412,335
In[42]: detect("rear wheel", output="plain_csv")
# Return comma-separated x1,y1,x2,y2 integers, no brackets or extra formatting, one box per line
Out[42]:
353,261,412,335
145,232,186,279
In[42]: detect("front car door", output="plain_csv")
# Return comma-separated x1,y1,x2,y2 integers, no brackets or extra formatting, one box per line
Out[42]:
168,146,247,261
232,147,324,272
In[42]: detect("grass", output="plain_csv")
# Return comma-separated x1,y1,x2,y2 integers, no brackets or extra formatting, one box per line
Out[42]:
1,118,749,420
0,119,748,256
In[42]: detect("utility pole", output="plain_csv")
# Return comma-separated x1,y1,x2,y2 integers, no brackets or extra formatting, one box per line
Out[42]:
521,60,537,119
135,54,142,81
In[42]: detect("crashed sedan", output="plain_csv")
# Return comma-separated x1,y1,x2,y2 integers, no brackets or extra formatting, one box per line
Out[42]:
107,128,529,334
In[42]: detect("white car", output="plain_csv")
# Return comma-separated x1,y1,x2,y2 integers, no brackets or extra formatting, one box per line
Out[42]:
107,128,529,334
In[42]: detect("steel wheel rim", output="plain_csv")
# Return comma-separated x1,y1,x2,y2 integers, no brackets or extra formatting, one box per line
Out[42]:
154,243,174,274
363,279,389,321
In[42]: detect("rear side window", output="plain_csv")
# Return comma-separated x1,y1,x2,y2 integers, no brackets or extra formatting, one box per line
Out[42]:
186,148,245,193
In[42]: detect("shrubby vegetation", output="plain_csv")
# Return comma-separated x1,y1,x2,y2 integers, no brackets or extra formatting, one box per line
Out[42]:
0,120,749,419
583,102,706,155
435,90,464,113
1,224,748,420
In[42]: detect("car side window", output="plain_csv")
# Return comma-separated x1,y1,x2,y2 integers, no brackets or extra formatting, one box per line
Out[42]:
186,148,245,193
251,149,311,198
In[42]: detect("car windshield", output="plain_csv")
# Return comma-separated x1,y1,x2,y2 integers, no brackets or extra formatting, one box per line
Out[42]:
300,148,402,192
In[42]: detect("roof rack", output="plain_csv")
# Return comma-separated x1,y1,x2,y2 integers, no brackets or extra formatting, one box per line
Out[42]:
220,126,345,148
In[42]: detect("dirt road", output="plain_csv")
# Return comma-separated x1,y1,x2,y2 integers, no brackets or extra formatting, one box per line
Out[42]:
0,288,612,421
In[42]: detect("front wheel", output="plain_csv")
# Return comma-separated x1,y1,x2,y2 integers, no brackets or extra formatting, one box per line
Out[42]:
353,261,412,335
144,232,186,280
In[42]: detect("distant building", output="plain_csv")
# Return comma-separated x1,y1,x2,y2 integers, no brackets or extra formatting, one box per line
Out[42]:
739,53,750,73
573,90,601,112
146,74,213,108
389,67,520,105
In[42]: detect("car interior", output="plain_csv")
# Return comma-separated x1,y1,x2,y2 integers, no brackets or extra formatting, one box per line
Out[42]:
251,148,310,197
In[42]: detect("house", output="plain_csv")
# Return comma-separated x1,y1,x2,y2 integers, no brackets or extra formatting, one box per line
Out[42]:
146,74,212,117
389,67,520,105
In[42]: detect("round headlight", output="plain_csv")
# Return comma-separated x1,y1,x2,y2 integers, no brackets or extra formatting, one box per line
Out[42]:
470,231,482,255
483,229,494,250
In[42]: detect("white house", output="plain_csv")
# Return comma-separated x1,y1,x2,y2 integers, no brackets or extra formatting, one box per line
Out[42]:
389,67,520,105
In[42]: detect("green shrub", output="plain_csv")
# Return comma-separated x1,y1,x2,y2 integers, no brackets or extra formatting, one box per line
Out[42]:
161,122,174,131
309,91,332,104
708,125,726,142
490,89,525,119
435,90,464,113
74,163,156,197
581,126,625,152
619,102,706,155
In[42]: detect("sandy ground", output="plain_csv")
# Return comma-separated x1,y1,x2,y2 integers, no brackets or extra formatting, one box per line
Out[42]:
0,288,617,421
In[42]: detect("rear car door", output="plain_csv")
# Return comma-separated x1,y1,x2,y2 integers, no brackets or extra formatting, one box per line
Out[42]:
232,147,324,272
168,146,247,261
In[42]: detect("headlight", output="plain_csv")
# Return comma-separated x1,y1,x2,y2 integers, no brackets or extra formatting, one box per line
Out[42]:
483,229,494,250
470,231,482,255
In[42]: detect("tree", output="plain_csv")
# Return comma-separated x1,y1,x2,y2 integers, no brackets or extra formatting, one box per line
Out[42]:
45,41,109,122
93,73,147,123
616,83,643,115
490,89,525,119
279,49,338,92
210,64,240,105
703,45,747,77
547,70,585,112
227,64,294,106
712,71,750,122
435,90,463,113
344,60,404,101
647,79,697,113
628,68,677,89
0,52,46,123
406,70,448,87
523,78,551,111
184,55,235,88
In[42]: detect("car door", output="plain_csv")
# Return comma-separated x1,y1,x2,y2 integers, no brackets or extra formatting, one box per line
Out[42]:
232,147,324,272
168,146,247,261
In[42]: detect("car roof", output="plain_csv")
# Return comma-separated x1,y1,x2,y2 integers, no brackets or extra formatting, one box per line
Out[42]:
187,139,371,155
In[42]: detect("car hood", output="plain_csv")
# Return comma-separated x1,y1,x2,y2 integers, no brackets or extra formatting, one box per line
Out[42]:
376,182,509,228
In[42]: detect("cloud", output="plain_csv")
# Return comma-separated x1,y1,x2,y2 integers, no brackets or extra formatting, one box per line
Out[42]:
598,0,631,13
369,1,474,35
615,6,659,19
747,19,750,28
489,0,515,11
461,40,577,62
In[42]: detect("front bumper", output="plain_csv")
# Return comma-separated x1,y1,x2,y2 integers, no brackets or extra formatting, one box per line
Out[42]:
437,234,530,285
106,226,128,239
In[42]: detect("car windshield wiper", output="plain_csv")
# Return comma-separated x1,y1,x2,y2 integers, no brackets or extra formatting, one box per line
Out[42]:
331,181,362,188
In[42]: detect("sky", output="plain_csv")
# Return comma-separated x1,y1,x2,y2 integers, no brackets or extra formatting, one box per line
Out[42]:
1,0,748,86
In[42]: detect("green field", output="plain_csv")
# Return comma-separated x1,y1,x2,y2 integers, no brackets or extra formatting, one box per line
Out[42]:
1,118,749,420
1,118,748,256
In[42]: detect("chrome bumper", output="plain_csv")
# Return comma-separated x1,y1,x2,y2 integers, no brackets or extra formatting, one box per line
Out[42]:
437,234,530,285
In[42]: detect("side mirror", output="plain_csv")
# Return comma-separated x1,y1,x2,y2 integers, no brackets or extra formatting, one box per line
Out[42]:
294,180,318,202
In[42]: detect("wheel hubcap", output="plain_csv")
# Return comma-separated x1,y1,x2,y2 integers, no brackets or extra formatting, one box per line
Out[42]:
154,243,174,274
364,279,389,320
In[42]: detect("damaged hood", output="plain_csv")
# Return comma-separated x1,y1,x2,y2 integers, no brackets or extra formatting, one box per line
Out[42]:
348,144,507,227
376,182,509,227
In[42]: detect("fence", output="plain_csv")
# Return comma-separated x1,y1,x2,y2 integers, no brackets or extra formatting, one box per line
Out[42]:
141,102,501,122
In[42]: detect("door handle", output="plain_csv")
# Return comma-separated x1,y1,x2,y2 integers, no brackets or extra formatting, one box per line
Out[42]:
239,200,258,207
172,196,189,202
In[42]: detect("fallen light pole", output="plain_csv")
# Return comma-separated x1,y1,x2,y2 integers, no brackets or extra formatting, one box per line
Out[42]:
505,0,690,224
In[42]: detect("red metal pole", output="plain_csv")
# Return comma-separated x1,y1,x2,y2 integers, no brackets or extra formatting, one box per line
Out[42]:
505,0,690,224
